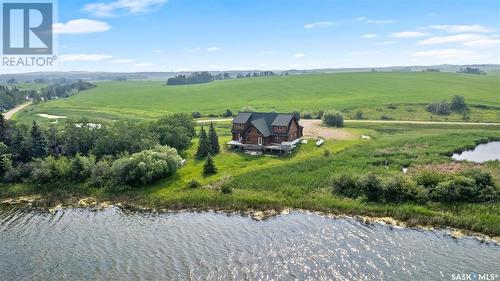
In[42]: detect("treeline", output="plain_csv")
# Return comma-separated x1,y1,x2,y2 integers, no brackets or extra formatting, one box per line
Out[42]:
0,113,196,189
0,81,96,111
457,67,486,75
166,71,231,85
33,81,96,103
236,71,276,78
332,169,498,203
426,95,468,116
0,86,35,111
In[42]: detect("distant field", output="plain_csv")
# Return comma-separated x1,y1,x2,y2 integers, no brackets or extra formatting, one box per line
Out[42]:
16,72,500,123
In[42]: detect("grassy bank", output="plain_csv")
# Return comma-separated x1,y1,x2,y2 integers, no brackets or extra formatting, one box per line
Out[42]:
1,122,499,236
15,72,500,124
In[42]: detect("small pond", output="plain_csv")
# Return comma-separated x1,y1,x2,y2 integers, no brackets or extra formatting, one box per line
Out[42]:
452,141,500,163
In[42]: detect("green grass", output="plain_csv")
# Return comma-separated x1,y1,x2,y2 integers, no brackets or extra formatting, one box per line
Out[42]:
15,72,500,124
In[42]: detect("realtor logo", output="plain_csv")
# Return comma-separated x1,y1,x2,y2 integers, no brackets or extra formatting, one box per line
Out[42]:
2,2,53,55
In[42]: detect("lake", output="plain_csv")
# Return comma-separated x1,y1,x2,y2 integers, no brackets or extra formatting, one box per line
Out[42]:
452,141,500,163
0,206,499,280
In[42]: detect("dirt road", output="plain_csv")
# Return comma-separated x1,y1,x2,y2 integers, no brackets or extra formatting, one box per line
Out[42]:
4,101,32,120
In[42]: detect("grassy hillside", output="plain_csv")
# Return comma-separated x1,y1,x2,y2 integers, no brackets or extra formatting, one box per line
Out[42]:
16,72,500,123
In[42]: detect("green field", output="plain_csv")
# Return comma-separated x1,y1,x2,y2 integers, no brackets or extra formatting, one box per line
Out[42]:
16,72,500,123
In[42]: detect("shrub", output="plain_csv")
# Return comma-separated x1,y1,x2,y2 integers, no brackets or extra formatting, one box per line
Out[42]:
5,163,34,183
354,110,364,120
314,110,325,120
223,109,233,117
331,173,360,198
192,112,202,118
301,111,313,119
322,110,344,127
69,154,94,182
358,174,383,201
291,110,301,119
111,145,182,187
450,95,467,113
323,149,331,157
414,169,443,188
426,101,450,115
0,154,12,176
187,179,201,188
383,176,428,203
380,115,393,120
88,160,112,188
30,156,71,184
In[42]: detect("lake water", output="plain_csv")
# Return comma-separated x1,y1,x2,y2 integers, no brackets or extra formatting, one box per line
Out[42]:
1,206,499,280
452,141,500,163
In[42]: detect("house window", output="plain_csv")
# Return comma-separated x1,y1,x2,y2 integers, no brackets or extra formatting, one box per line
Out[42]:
258,137,263,145
237,133,241,141
247,128,252,133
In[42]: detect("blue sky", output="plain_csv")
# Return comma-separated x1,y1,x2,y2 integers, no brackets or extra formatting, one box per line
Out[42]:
50,0,500,71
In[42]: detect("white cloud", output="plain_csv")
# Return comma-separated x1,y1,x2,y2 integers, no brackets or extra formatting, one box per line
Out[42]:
153,49,164,53
349,51,381,55
111,59,135,63
53,19,110,34
135,63,153,67
376,41,398,45
207,47,221,52
411,48,486,60
366,19,394,24
361,33,376,39
304,21,333,29
353,16,394,24
84,0,168,17
292,53,305,58
428,24,495,33
60,54,113,62
419,33,500,48
390,31,429,38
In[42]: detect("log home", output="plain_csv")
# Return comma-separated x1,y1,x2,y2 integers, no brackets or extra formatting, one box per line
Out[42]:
227,112,304,154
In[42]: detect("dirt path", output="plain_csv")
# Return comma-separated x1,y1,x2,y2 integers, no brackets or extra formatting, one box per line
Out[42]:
4,101,32,120
198,118,500,126
300,119,356,140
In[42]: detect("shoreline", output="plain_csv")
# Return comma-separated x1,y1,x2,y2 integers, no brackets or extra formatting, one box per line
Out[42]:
2,195,499,245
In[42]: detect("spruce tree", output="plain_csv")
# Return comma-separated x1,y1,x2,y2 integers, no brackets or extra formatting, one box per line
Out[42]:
208,122,220,155
0,113,8,144
30,121,48,159
11,129,28,161
196,126,209,159
203,154,217,175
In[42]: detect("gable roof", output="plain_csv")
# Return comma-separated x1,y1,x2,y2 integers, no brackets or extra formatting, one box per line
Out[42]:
232,112,299,137
232,112,253,124
271,114,293,126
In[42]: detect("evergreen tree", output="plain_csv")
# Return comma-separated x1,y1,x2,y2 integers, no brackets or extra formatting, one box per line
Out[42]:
30,121,48,159
196,126,209,159
203,154,217,175
0,113,8,144
207,122,220,155
10,129,29,162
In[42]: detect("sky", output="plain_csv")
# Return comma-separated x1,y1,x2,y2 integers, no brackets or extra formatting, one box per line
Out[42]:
8,0,500,72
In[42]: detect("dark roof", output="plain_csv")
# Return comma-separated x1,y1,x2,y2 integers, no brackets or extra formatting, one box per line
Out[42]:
272,114,293,126
232,112,253,124
232,112,298,137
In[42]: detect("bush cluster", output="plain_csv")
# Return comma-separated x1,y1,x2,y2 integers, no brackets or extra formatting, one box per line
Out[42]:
322,110,344,127
5,145,182,189
332,169,497,203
